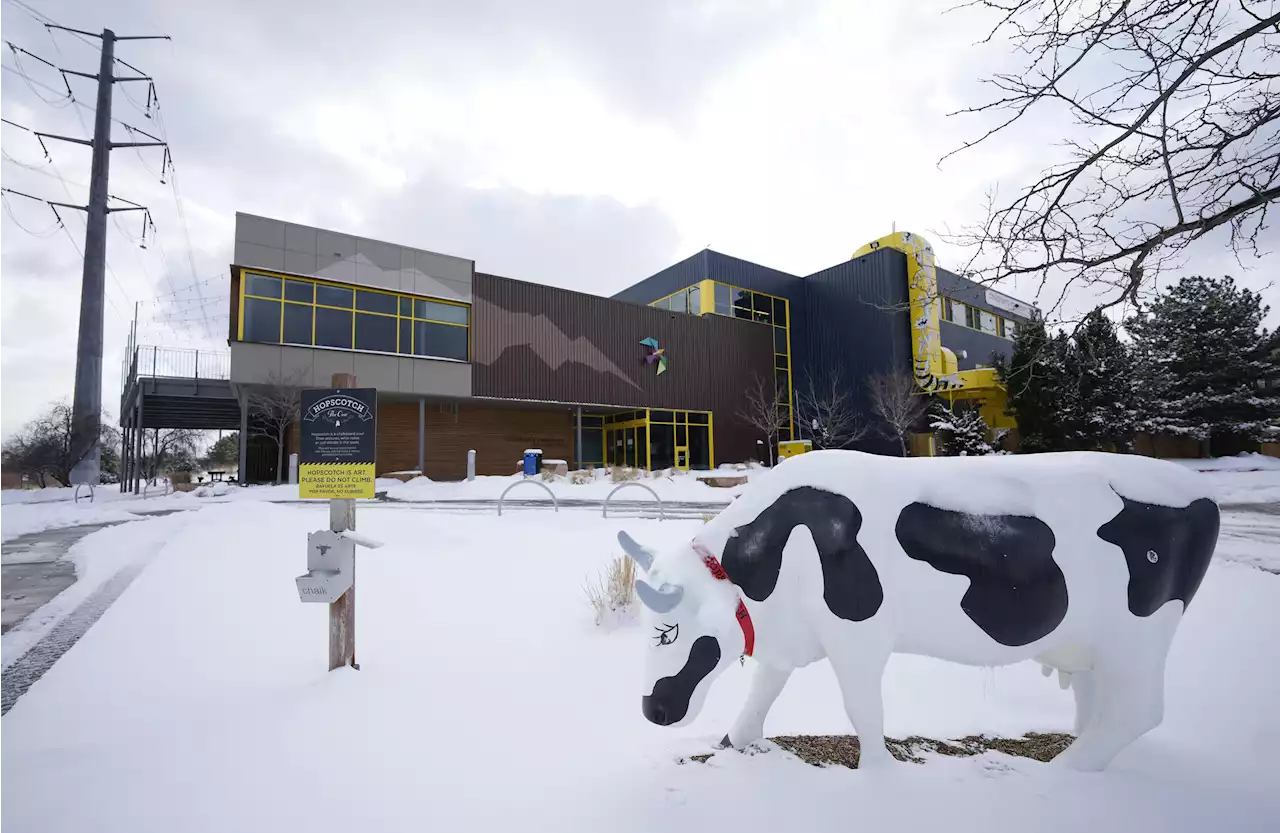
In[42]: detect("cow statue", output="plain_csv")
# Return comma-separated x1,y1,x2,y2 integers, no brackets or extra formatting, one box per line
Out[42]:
618,450,1219,772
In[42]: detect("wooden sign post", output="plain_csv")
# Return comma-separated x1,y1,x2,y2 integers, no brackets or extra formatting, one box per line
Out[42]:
298,373,377,671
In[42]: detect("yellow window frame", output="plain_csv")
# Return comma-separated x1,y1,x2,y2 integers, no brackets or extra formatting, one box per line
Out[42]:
237,267,472,360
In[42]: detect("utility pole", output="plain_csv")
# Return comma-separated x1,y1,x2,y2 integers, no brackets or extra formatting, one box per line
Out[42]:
34,26,170,488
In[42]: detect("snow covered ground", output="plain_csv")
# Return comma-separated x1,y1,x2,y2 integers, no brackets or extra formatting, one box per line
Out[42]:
2,476,1278,833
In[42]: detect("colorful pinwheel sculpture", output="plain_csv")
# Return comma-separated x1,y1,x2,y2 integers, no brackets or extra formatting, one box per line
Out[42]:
640,337,668,375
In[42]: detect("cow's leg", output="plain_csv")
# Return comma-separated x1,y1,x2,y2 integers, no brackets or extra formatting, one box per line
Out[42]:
1054,613,1178,771
823,628,893,769
721,663,792,749
1070,670,1098,737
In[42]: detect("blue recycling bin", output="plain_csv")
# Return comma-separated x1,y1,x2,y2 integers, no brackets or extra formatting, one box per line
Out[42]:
522,449,543,476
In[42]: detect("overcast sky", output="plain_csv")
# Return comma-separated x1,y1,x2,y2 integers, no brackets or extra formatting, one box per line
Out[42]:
2,0,1275,437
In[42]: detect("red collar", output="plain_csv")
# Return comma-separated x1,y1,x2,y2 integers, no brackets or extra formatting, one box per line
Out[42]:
692,542,755,656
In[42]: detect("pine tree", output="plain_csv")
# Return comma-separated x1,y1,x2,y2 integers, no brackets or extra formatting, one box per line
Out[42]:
1127,275,1279,453
1063,310,1137,451
930,400,993,456
998,316,1073,452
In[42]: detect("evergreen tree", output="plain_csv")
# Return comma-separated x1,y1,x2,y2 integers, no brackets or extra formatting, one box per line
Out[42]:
930,400,993,456
1063,310,1137,451
998,316,1073,452
1127,276,1279,454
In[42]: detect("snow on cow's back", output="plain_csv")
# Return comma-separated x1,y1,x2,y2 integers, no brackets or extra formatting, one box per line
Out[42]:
744,450,1215,515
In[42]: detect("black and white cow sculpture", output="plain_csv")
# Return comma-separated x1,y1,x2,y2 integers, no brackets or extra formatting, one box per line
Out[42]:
618,450,1219,772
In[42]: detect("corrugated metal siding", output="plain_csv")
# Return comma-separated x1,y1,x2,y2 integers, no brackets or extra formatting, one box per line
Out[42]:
801,248,912,455
474,272,775,464
610,250,709,304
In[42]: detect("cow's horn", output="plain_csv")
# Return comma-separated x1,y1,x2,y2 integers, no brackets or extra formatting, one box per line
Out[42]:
636,579,683,613
617,530,655,572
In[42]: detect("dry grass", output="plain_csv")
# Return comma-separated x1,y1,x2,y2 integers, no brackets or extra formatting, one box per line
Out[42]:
610,466,641,483
679,733,1074,768
584,555,638,625
570,469,592,485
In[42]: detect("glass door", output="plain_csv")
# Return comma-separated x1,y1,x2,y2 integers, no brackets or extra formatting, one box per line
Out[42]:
674,447,689,470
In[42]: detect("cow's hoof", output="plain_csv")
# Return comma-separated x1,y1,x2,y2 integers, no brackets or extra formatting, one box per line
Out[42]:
717,734,733,750
857,751,897,770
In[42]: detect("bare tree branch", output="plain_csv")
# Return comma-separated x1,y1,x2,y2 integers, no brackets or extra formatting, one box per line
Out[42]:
943,1,1280,317
737,373,789,465
868,372,930,456
247,370,307,484
796,367,869,449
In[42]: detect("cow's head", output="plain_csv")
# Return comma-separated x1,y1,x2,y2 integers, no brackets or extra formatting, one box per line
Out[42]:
618,530,746,728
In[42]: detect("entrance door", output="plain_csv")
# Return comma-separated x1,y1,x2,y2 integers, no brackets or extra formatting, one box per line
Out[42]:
674,446,689,470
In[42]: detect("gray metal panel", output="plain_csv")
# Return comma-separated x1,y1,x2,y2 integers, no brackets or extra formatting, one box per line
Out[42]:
312,349,356,383
413,358,471,397
234,241,285,272
284,223,318,255
278,345,316,386
353,352,401,390
315,250,357,282
414,249,472,285
354,259,399,291
229,342,284,384
283,249,318,277
235,213,285,248
414,273,471,302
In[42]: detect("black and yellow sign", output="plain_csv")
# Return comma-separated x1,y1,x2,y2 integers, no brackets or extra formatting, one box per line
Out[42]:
299,388,377,499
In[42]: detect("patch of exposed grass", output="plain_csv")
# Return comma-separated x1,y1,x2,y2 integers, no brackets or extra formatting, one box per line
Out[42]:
679,733,1074,769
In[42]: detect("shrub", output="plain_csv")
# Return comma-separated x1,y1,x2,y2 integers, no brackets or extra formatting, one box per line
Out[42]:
570,469,591,485
584,555,638,626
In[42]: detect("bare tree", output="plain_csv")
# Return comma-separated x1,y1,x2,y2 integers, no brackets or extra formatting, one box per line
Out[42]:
247,371,306,484
868,372,930,456
144,428,202,482
796,368,869,450
737,373,789,465
944,1,1280,317
1,401,119,486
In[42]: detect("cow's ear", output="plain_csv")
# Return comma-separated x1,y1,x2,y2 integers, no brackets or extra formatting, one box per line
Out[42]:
618,531,655,572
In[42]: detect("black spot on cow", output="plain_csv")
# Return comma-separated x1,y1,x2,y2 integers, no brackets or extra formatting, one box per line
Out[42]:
643,636,721,726
1096,496,1219,617
895,503,1065,647
721,487,882,622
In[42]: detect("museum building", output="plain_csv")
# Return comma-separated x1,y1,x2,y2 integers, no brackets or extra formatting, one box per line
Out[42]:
220,213,1035,481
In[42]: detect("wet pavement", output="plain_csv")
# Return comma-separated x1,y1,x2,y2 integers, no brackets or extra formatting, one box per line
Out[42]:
1,523,125,634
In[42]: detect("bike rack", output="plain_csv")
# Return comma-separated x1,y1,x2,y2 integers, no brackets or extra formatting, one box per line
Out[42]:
603,483,664,520
497,480,559,516
73,483,95,504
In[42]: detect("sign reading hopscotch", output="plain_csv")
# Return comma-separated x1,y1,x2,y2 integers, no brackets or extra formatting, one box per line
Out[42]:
299,388,377,499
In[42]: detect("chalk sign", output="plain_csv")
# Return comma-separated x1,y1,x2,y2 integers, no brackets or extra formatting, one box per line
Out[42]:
299,388,377,499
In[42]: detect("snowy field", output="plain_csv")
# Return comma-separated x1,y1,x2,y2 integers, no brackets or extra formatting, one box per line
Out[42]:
2,458,1279,833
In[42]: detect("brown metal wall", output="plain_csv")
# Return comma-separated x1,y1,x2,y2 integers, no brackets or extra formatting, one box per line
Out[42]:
473,273,776,464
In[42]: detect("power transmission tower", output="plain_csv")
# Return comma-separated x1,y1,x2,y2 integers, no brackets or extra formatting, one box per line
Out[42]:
34,26,170,490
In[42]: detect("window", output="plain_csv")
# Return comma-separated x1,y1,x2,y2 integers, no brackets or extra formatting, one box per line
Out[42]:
941,297,955,323
414,321,467,361
688,284,701,315
1005,321,1018,340
355,312,397,353
243,297,280,342
979,310,998,334
315,307,352,349
714,283,732,316
754,293,773,325
964,304,977,329
356,290,398,315
283,303,312,345
732,289,753,320
241,270,470,361
244,273,281,299
774,326,788,353
669,291,688,314
316,284,353,309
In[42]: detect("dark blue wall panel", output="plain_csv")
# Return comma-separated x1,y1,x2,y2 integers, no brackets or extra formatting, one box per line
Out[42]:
801,248,912,455
610,250,708,305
